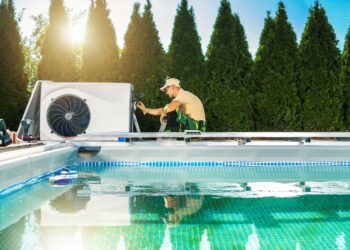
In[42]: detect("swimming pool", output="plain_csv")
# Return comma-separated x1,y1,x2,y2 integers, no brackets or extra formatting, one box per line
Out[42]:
1,160,350,249
2,134,350,249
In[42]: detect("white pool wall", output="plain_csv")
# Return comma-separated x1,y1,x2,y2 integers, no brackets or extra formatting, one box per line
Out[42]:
0,143,77,190
2,137,350,191
74,140,350,162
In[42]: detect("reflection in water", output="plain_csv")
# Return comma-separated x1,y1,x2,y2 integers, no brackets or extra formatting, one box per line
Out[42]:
50,185,90,213
200,229,211,250
117,235,126,250
0,216,26,250
21,212,41,250
246,225,260,250
336,232,346,250
160,225,172,250
296,242,301,250
2,180,350,249
127,195,166,249
164,195,204,224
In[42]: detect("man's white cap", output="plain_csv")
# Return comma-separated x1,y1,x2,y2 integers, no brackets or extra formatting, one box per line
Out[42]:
160,78,181,91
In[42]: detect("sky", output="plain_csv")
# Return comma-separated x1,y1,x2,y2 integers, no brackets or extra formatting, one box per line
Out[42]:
14,0,350,57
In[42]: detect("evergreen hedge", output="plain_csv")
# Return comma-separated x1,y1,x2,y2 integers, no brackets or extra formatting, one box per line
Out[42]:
299,1,342,131
38,0,77,81
0,0,28,129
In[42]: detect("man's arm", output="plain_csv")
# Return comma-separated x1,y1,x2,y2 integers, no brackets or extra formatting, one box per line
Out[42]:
147,108,165,116
164,100,181,113
137,101,181,116
148,99,181,115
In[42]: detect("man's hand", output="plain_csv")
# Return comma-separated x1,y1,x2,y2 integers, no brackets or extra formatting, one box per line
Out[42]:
136,102,150,115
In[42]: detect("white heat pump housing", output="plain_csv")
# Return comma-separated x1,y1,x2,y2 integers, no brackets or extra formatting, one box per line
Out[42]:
39,82,133,140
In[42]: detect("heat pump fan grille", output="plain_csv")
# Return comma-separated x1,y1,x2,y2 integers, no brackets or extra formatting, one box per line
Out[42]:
47,95,90,137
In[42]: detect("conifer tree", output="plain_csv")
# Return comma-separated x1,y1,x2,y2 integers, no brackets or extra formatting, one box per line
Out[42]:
299,1,342,131
119,3,143,86
121,2,166,90
23,14,48,89
251,12,274,130
205,0,253,131
137,0,167,131
38,0,77,81
120,0,167,131
254,12,275,64
342,27,350,128
168,0,205,93
0,0,28,129
81,0,119,81
141,0,167,90
254,2,299,131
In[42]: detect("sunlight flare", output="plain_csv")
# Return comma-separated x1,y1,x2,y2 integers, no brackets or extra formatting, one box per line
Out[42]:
69,21,85,43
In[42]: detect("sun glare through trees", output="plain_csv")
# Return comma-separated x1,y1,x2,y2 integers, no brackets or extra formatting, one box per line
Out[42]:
68,20,85,43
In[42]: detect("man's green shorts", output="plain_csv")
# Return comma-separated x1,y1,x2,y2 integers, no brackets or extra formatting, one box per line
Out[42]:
176,111,206,132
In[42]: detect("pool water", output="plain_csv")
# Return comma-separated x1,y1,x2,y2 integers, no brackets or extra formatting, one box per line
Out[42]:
1,164,350,250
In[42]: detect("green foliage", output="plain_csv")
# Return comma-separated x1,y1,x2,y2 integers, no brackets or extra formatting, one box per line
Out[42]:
141,1,167,88
167,0,205,93
137,0,168,131
23,14,48,89
342,27,350,128
205,0,253,131
38,0,77,81
299,1,342,131
1,0,348,133
119,3,143,86
70,11,87,75
81,0,119,81
254,2,300,131
120,0,167,131
0,0,28,129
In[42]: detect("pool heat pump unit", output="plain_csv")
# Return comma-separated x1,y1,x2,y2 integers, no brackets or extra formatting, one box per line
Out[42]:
41,82,133,140
18,81,134,141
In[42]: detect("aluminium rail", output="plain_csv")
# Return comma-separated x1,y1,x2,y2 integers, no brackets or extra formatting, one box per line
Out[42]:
68,132,350,142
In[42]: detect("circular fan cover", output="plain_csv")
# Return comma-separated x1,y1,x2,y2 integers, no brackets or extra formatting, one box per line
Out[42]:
47,95,90,137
